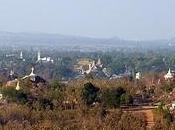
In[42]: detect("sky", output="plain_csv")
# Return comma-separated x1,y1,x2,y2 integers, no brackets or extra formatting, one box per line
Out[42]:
0,0,175,40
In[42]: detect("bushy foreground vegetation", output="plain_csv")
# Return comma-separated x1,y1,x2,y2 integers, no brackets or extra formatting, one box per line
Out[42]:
0,78,175,129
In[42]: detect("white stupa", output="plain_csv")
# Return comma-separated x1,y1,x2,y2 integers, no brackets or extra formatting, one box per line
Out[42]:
10,70,14,76
82,64,92,74
29,67,36,77
16,81,20,91
22,67,36,80
19,51,25,61
96,58,103,68
170,101,175,110
136,72,141,80
92,61,96,68
37,51,41,61
0,93,3,100
164,68,173,80
20,51,23,59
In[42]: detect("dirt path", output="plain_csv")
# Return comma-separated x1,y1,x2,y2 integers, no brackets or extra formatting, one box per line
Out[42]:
144,109,154,128
122,106,155,129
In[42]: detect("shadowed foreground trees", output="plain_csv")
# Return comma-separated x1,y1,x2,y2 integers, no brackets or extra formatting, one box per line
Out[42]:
102,87,133,108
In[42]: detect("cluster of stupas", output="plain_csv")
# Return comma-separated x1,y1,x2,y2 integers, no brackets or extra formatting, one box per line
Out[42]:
78,58,143,80
6,50,54,64
6,67,46,91
81,58,103,74
134,68,175,81
5,51,25,61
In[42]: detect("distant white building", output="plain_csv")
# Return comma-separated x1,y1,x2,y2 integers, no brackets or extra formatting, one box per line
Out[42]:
6,54,15,57
110,74,123,80
37,51,54,63
164,68,174,80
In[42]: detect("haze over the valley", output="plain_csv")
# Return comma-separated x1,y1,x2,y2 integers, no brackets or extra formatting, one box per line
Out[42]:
0,31,174,51
0,0,175,40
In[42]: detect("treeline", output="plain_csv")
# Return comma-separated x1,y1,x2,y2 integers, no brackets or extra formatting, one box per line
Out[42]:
1,49,175,81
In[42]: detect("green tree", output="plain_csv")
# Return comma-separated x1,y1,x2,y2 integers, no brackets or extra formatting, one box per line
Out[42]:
50,80,62,91
102,87,126,108
2,88,28,104
81,82,100,106
120,93,133,105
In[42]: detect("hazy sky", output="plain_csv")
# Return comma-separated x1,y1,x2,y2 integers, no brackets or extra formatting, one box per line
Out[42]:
0,0,175,40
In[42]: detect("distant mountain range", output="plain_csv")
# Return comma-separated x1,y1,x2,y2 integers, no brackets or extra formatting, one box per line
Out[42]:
0,31,174,51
